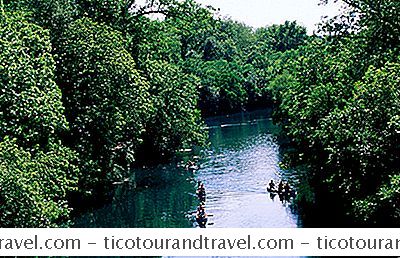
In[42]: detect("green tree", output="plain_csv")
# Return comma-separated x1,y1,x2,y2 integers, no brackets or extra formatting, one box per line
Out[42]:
4,0,78,42
137,60,206,161
254,21,307,53
0,137,79,227
0,11,68,148
320,62,400,198
244,21,308,108
320,0,399,65
202,19,255,62
163,0,217,60
57,17,152,189
186,59,247,115
0,11,79,227
273,37,360,144
271,3,400,223
135,18,182,64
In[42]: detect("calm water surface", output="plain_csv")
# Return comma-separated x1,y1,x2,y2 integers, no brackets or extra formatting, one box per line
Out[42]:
74,109,302,229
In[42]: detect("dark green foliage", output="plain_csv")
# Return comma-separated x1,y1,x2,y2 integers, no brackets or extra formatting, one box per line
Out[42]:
353,174,400,224
247,49,300,105
4,0,78,42
202,19,255,62
75,0,129,24
163,0,217,60
186,59,247,115
0,0,314,227
1,0,398,227
130,2,308,116
254,21,307,53
135,19,182,64
274,57,400,223
272,1,400,224
321,62,400,193
273,37,359,143
138,60,206,161
321,0,399,47
57,17,152,187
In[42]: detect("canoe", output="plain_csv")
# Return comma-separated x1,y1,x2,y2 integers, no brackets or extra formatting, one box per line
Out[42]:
267,187,279,193
198,194,206,203
197,189,206,200
267,187,296,198
196,216,208,228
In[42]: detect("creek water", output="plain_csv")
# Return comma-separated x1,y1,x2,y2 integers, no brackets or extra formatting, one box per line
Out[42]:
74,109,302,229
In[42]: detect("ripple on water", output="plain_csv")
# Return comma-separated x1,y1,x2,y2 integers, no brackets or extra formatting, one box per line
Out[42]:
74,110,302,232
196,115,301,228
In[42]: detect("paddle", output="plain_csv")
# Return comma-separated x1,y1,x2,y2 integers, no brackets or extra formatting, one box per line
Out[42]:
190,212,214,217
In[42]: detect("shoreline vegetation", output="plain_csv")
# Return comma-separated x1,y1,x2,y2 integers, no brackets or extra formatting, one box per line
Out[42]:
0,0,399,227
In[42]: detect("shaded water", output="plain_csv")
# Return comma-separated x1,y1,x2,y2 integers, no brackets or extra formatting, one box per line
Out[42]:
74,109,301,228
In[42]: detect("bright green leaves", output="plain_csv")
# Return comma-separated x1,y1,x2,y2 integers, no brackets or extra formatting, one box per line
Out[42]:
273,37,360,143
321,63,400,187
163,0,216,60
0,12,68,148
135,19,182,64
0,137,79,227
1,0,397,227
321,0,399,66
57,17,152,185
202,19,255,62
0,12,79,227
254,21,307,53
75,0,128,25
270,12,400,223
4,0,78,42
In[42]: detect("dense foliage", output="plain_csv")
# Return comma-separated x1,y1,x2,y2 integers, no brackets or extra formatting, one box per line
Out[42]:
271,0,400,224
0,137,79,227
0,11,79,227
138,60,206,162
0,11,68,148
57,17,153,190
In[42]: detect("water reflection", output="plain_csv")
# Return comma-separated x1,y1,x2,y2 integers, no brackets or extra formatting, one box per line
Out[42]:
74,166,198,228
197,110,301,228
74,109,302,229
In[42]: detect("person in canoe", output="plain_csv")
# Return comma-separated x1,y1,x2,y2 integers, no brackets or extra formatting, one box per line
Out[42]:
196,181,206,202
278,180,284,193
196,205,208,228
284,182,290,193
197,182,206,195
267,179,277,192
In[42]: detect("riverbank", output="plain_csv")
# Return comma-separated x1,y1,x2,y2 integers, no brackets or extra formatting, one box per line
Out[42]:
74,109,302,228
